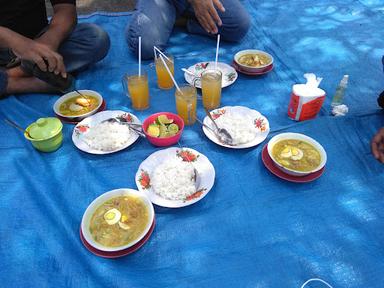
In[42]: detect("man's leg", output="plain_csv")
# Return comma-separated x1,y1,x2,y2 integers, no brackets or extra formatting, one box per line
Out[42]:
125,0,177,60
186,0,250,42
58,23,110,73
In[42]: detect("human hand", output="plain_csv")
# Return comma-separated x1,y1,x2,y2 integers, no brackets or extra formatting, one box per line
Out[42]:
371,127,384,163
11,35,66,78
189,0,225,34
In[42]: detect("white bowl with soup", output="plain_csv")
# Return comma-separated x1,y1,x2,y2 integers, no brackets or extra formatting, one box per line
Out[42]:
81,188,155,252
53,90,103,120
234,49,273,73
267,133,327,176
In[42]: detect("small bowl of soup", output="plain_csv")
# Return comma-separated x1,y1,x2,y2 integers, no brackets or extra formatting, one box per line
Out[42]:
267,133,327,176
81,188,155,252
53,90,103,120
234,49,273,74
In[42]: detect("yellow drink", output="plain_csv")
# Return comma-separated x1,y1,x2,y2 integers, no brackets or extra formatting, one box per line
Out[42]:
155,55,174,89
126,74,150,110
175,85,197,125
201,69,222,110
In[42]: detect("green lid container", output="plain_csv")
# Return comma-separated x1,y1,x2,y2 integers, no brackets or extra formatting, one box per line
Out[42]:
25,117,63,152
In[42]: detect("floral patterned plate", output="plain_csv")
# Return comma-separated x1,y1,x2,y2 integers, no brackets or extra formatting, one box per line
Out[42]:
135,147,215,208
72,110,141,154
184,61,238,88
202,106,270,149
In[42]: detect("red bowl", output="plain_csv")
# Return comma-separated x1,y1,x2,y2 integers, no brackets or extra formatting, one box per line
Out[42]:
142,112,184,147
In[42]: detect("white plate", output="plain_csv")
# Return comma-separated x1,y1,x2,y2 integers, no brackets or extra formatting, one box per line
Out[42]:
202,106,270,149
135,147,215,208
184,61,238,88
72,110,141,154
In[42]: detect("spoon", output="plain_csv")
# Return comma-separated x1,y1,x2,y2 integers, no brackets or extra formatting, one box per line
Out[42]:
4,118,33,138
182,68,199,78
100,118,146,138
203,108,234,145
195,116,233,146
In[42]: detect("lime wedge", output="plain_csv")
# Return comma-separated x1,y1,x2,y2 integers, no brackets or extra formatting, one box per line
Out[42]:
159,124,168,138
147,124,160,137
168,123,179,135
157,114,173,125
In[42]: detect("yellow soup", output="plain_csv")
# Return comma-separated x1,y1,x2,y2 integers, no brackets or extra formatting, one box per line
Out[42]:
238,53,271,67
272,139,321,172
59,95,99,116
89,196,149,247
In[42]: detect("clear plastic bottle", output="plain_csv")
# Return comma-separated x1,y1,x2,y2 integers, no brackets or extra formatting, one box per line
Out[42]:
331,75,349,107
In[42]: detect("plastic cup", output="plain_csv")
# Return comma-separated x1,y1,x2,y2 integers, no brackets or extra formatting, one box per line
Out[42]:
175,85,197,125
122,72,150,110
201,69,222,110
155,54,174,89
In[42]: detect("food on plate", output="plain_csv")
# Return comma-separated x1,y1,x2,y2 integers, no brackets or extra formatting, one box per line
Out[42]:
151,158,197,200
83,122,131,151
213,113,257,145
272,139,321,172
146,114,179,138
59,95,99,116
89,195,150,247
238,53,271,67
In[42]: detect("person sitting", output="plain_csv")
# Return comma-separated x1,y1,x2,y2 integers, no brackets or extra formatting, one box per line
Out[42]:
0,0,110,98
126,0,251,59
371,128,384,163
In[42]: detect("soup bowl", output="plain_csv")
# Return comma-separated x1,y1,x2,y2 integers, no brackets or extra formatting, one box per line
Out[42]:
142,112,184,147
53,89,103,120
267,132,327,176
81,188,155,252
234,49,273,74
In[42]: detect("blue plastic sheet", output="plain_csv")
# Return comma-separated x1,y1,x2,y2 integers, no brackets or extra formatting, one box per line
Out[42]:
1,1,384,287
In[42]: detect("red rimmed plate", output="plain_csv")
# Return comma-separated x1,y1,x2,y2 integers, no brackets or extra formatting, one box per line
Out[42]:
55,99,107,124
80,217,155,258
232,61,273,76
261,144,325,183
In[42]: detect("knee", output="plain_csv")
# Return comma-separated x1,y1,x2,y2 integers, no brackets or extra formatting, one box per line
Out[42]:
80,23,110,62
125,13,166,60
221,9,251,42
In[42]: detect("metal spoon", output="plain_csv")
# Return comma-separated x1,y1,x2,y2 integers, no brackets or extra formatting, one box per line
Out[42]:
203,108,234,145
195,117,233,146
4,118,33,139
100,118,145,138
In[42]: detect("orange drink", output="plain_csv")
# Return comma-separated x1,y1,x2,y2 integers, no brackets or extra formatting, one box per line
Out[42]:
123,73,150,110
201,69,222,110
175,85,197,125
155,55,174,89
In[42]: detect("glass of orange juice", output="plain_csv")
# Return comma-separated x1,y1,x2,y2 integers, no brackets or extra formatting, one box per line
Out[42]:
155,54,174,89
122,72,150,110
175,84,197,125
201,69,222,110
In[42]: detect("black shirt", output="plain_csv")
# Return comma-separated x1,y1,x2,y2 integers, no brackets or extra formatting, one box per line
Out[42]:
0,0,76,39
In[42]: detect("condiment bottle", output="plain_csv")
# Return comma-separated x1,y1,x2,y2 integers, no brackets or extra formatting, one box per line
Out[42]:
331,75,349,107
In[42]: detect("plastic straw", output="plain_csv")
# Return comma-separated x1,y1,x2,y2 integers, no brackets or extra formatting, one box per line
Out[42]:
154,46,173,63
153,46,157,60
138,36,141,76
159,54,181,93
215,34,220,70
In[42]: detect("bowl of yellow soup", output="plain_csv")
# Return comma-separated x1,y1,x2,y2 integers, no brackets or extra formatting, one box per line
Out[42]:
81,188,155,252
267,133,327,176
234,49,273,74
53,90,103,120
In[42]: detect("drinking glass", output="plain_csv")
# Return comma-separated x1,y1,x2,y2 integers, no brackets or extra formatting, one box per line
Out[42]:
155,54,174,89
122,72,150,110
175,84,197,125
201,69,222,110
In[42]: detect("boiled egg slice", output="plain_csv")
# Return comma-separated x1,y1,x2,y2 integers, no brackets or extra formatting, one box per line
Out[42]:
69,103,83,112
103,208,121,225
290,147,303,160
280,146,292,158
118,221,131,230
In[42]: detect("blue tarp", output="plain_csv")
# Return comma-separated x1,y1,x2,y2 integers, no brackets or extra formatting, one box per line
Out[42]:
1,1,384,287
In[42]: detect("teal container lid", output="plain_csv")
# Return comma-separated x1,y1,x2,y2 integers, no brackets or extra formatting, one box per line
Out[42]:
27,117,63,140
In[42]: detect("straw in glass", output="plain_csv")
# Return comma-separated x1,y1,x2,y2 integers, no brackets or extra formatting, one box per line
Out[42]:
159,54,181,93
138,36,141,76
215,34,220,70
154,46,173,63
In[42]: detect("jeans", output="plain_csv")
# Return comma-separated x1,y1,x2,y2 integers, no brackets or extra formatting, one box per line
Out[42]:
0,23,110,96
126,0,251,59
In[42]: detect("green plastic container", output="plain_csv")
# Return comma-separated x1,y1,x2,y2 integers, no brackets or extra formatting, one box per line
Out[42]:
25,117,63,152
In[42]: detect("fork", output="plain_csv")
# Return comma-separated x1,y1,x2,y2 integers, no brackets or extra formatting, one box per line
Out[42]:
203,108,234,146
101,118,146,138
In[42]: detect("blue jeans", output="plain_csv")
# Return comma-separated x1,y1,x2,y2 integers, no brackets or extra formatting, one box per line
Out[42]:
0,23,110,96
126,0,251,59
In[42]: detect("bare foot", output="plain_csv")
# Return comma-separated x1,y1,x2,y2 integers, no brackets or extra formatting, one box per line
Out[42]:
6,76,60,94
6,66,29,78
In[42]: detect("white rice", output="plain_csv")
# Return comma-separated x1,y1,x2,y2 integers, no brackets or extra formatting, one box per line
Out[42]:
214,113,257,145
151,159,196,201
83,122,131,151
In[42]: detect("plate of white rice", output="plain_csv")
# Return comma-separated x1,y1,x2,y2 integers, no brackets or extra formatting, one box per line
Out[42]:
202,106,270,149
135,147,215,208
72,110,141,154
